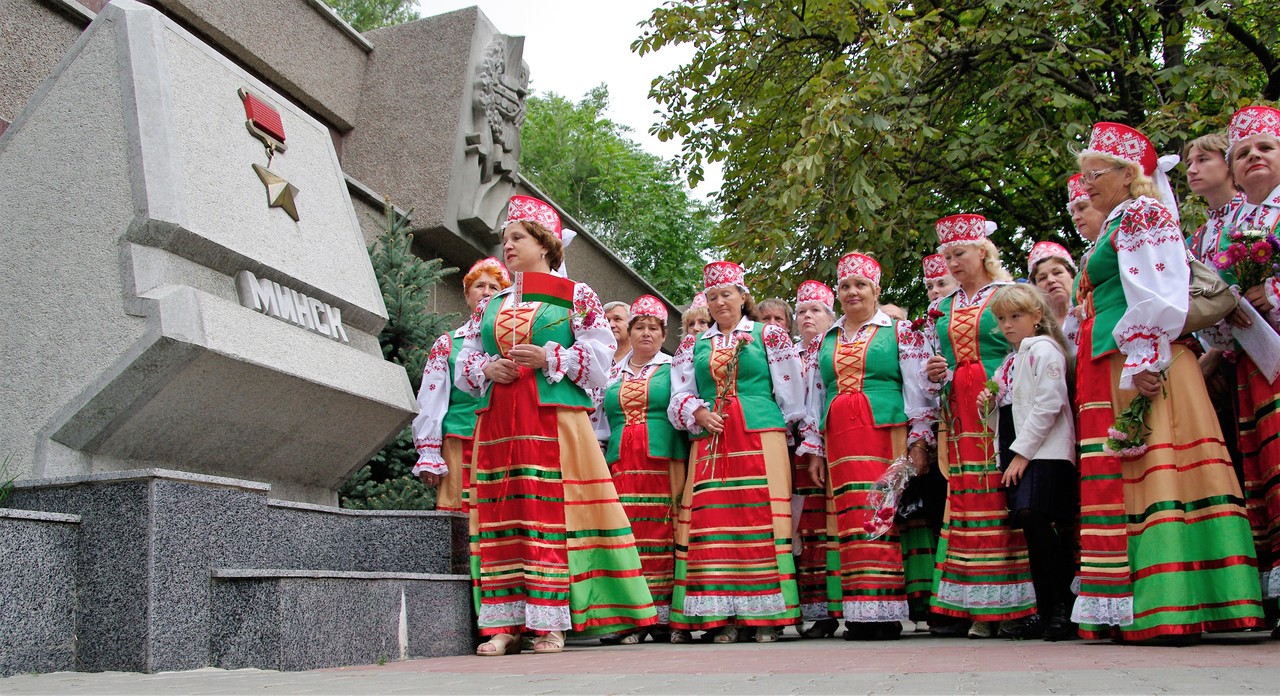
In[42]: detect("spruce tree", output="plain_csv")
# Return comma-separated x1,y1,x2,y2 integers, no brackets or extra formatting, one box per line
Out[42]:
340,200,458,510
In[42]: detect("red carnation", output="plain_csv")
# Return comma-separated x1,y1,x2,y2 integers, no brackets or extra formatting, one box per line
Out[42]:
928,308,944,319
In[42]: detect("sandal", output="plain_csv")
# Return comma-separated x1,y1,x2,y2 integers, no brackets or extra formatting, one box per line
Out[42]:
712,625,739,644
475,633,522,657
533,630,565,654
670,630,692,644
755,627,779,643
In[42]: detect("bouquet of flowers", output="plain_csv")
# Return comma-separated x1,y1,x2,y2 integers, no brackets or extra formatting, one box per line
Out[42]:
1104,393,1155,458
862,453,917,540
1211,227,1280,290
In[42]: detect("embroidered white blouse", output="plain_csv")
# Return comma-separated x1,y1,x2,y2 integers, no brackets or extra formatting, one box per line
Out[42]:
454,278,615,398
796,309,937,458
666,316,806,435
410,326,466,476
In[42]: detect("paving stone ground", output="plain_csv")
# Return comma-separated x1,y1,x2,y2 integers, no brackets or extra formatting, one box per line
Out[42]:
3,631,1277,695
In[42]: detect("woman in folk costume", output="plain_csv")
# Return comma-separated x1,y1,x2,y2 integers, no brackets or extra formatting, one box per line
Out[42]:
895,254,959,632
668,261,806,643
1028,241,1081,356
457,195,656,656
681,292,711,341
595,296,690,645
923,214,1036,639
798,253,936,640
922,254,958,303
412,258,511,513
1072,121,1262,643
1182,132,1247,498
1224,106,1280,617
790,280,839,638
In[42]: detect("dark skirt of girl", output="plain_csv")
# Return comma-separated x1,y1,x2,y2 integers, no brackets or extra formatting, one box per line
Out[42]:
997,405,1077,524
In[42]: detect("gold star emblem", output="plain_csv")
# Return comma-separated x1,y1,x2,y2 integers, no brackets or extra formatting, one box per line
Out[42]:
252,163,300,221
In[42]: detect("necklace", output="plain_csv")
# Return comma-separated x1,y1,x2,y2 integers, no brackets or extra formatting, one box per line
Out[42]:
628,357,652,371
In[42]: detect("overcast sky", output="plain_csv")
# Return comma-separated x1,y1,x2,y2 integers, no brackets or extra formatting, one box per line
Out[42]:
420,1,724,201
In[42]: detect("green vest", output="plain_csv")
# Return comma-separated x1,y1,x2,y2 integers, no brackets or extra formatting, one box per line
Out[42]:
442,332,480,438
817,323,907,431
1083,216,1127,359
935,290,1010,379
477,294,593,411
603,363,689,464
692,323,785,436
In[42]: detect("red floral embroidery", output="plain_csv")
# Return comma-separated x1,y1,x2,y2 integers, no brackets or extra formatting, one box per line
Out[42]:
1154,262,1165,272
1127,267,1139,275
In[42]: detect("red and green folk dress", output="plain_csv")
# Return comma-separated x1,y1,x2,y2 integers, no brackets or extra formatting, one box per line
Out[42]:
796,310,937,624
412,326,480,513
1214,186,1280,600
1074,196,1263,640
595,352,690,627
455,280,658,637
793,337,834,622
667,317,807,630
924,282,1036,622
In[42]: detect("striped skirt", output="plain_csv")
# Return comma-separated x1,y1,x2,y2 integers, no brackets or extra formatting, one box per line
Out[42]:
1237,353,1280,598
611,422,680,625
1075,327,1263,640
670,398,800,630
823,392,910,623
469,369,657,636
793,450,832,620
437,436,473,514
932,361,1036,621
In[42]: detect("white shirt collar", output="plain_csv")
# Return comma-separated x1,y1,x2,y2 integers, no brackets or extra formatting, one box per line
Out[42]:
703,315,754,339
617,350,672,376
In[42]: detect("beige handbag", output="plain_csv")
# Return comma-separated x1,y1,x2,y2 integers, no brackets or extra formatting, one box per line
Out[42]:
1183,254,1236,335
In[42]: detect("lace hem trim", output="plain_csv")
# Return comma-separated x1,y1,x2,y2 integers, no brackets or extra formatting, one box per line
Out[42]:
477,600,572,632
1071,594,1134,627
1263,567,1280,600
935,581,1036,610
683,592,787,618
801,601,831,621
843,599,910,623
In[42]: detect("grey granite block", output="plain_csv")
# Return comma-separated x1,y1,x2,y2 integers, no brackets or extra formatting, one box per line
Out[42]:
6,471,471,674
9,480,152,673
0,511,80,677
210,572,473,670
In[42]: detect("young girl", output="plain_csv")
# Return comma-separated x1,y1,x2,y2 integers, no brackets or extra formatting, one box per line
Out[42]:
982,284,1078,641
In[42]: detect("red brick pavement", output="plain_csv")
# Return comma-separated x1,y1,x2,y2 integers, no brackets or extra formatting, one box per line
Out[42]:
321,633,1277,677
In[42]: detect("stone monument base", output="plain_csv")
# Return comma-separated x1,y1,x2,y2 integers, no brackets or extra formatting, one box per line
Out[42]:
1,470,474,676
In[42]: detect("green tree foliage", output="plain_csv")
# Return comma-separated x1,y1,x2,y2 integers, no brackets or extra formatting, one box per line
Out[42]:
340,203,457,510
520,86,716,302
321,0,419,32
635,0,1280,314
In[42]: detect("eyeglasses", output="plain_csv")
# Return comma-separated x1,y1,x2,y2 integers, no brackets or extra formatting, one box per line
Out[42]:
1081,166,1122,183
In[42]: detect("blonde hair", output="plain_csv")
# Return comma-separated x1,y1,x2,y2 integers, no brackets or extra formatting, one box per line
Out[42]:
681,306,710,338
1182,133,1229,162
990,284,1070,355
972,239,1013,283
1076,152,1159,200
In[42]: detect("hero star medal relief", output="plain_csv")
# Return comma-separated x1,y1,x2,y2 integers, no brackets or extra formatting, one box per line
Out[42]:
239,88,300,221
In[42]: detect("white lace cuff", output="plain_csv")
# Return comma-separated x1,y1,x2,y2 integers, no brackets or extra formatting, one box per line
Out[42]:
542,342,567,384
1118,331,1172,389
673,393,708,434
908,418,936,447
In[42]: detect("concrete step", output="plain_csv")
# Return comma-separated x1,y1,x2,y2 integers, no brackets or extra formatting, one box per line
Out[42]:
209,568,474,671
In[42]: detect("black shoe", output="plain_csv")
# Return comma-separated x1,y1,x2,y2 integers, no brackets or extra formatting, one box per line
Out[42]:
999,615,1045,640
843,622,872,641
928,620,971,638
871,621,903,640
1043,608,1078,642
802,618,839,639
